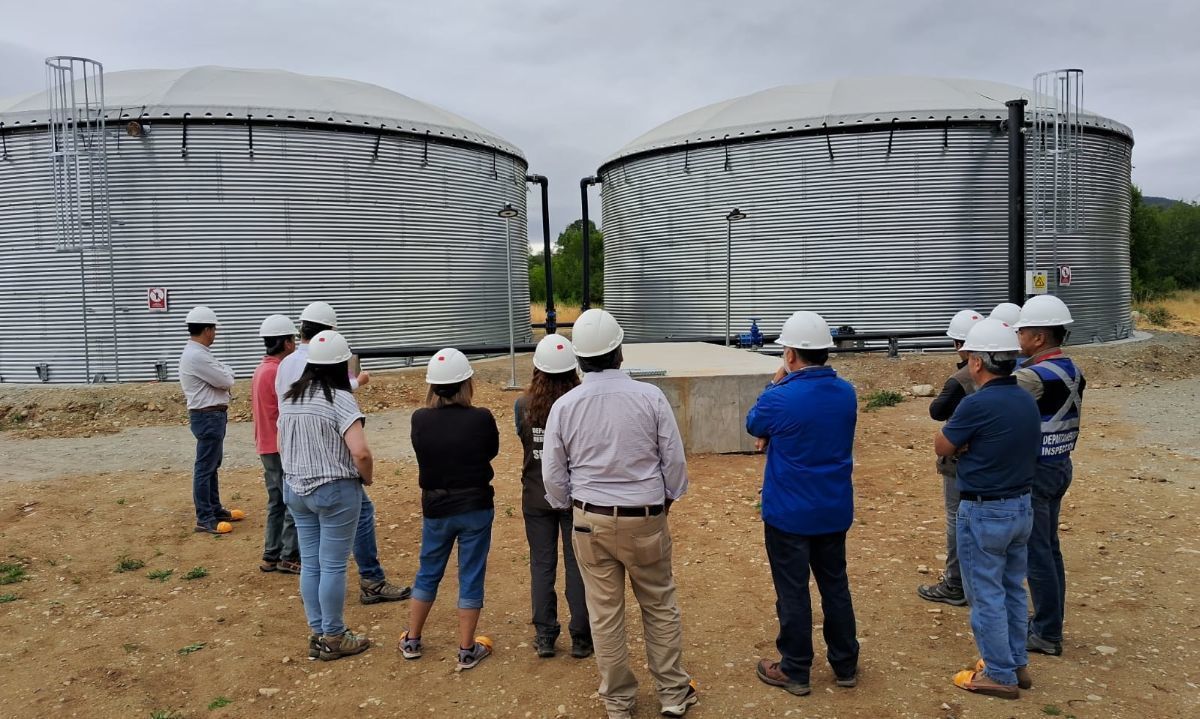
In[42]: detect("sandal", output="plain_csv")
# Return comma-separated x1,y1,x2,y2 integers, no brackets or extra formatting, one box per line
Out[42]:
952,669,1019,699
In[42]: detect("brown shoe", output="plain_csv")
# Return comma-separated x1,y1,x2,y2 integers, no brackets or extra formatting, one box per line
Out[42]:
953,669,1019,699
755,659,810,696
259,560,278,572
277,560,301,575
975,659,1032,689
318,630,370,661
359,578,412,604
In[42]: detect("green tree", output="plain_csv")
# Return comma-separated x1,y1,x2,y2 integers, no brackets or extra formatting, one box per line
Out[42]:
528,220,604,306
1129,185,1200,299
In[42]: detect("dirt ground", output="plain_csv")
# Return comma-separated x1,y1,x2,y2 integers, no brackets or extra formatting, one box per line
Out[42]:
1,334,1198,719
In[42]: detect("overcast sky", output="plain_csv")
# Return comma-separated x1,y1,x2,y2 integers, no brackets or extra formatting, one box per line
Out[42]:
2,0,1197,240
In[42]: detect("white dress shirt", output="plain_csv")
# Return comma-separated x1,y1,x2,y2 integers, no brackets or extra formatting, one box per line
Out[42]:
179,340,235,410
542,369,689,509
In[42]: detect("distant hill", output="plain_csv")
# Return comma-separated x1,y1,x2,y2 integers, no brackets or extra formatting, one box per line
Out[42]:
1144,196,1185,209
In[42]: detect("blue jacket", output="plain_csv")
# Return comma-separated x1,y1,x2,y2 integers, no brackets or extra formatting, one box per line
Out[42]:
746,366,857,535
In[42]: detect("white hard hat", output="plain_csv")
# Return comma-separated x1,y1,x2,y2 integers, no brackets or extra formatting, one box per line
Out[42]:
777,311,835,350
989,302,1023,326
185,306,220,326
961,318,1021,352
299,301,338,329
946,309,984,340
259,314,297,338
307,330,352,364
1015,295,1074,328
533,334,578,374
427,348,474,384
572,309,625,358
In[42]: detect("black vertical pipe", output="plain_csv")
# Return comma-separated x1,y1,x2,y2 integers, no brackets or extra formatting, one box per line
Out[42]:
580,176,600,310
1006,99,1028,304
525,174,556,333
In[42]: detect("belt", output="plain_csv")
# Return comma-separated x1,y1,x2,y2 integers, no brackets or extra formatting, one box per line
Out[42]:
190,404,228,413
573,499,663,517
960,490,1030,503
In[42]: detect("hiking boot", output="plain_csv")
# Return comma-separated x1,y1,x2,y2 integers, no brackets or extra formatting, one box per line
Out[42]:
318,630,370,661
259,560,278,572
1027,632,1063,656
836,672,859,688
661,681,698,717
307,633,321,659
917,580,968,607
570,633,594,659
975,658,1032,689
952,668,1019,699
534,634,557,658
755,659,810,696
216,508,246,522
456,636,493,671
276,560,301,575
398,630,422,660
359,578,412,604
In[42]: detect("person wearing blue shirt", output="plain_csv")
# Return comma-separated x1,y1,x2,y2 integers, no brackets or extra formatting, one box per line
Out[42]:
747,311,859,697
936,318,1041,700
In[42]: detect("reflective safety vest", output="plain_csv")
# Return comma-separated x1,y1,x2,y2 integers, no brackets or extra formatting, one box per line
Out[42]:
1027,357,1083,461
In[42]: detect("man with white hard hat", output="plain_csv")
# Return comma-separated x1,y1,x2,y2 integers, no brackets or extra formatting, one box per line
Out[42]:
747,311,860,696
542,309,696,719
1013,295,1085,657
179,306,243,534
252,314,301,573
918,309,984,607
935,318,1040,699
989,303,1023,326
276,301,410,606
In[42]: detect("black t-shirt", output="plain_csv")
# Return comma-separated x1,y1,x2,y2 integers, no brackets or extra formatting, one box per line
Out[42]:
410,405,499,519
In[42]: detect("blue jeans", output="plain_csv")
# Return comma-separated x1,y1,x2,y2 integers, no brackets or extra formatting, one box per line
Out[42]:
353,492,385,583
188,410,227,526
285,479,363,636
1029,460,1073,643
957,494,1034,686
412,508,494,609
260,453,298,563
764,524,860,683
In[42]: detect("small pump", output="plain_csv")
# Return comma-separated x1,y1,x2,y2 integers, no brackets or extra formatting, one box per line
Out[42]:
738,318,764,349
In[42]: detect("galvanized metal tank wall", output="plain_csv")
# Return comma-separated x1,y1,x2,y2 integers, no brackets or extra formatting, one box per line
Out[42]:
599,125,1132,344
0,122,531,383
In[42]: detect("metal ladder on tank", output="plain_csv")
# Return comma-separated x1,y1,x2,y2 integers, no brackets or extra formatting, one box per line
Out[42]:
1029,68,1085,293
45,56,120,382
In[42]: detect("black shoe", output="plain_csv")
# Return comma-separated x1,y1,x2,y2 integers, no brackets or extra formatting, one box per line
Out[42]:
570,634,594,659
534,634,557,658
835,672,858,688
917,580,968,607
1027,632,1063,656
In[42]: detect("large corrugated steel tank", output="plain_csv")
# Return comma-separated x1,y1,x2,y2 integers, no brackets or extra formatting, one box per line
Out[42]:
0,66,531,383
598,77,1134,343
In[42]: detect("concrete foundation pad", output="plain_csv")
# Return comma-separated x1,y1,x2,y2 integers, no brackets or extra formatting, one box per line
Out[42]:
621,342,780,455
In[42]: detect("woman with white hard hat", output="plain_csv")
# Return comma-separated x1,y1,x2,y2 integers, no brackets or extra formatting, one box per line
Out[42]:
402,348,500,671
278,330,375,661
514,334,592,660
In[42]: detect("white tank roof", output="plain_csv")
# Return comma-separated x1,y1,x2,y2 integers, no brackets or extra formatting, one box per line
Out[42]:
605,76,1131,165
0,65,522,157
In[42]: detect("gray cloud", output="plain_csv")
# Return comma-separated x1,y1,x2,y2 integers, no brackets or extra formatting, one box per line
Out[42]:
3,0,1197,239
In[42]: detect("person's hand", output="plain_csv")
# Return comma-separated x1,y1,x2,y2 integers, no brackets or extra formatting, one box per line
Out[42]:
772,365,788,383
755,437,769,452
361,475,374,486
356,371,371,387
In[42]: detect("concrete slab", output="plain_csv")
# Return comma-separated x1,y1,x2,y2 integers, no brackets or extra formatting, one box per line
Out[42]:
622,343,779,455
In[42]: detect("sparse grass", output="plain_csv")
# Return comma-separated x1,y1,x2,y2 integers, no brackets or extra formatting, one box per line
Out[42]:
151,711,182,719
115,555,146,573
864,389,905,411
1140,304,1174,326
1043,706,1063,716
116,497,126,505
207,697,232,710
0,562,27,585
177,641,206,655
122,643,139,653
0,593,17,603
230,492,243,501
504,506,515,518
183,566,208,580
1136,289,1200,334
147,569,174,582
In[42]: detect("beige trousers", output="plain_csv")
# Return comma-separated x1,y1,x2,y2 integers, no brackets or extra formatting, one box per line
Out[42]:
571,507,691,714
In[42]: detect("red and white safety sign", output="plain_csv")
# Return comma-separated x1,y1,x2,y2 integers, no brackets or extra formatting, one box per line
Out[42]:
1058,265,1073,287
147,287,169,312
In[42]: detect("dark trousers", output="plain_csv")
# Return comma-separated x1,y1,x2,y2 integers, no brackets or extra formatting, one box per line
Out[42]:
353,492,385,583
260,453,298,563
1029,459,1073,643
188,410,227,527
524,509,590,639
764,523,859,683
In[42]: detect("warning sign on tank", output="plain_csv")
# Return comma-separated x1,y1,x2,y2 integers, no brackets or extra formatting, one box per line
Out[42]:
1026,271,1049,295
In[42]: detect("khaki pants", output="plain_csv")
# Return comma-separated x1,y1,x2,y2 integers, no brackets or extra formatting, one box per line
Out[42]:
571,507,691,714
